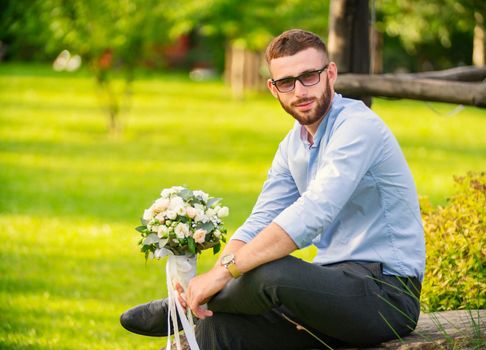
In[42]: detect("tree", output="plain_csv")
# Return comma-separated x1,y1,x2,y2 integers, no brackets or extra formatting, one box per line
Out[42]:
376,0,486,71
1,0,208,132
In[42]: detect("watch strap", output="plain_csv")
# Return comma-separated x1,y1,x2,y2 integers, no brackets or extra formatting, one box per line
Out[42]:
227,262,242,278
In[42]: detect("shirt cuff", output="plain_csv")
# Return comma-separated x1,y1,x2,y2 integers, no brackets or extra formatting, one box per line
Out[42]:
230,227,252,243
273,204,317,249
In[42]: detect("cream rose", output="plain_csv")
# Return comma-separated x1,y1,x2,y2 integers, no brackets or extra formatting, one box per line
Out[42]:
193,229,207,244
153,198,170,212
186,206,198,219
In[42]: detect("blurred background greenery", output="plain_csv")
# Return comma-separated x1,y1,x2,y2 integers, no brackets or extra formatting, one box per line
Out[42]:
0,0,485,349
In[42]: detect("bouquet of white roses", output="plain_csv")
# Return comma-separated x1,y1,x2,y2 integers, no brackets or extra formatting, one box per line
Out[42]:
137,186,229,258
135,186,229,350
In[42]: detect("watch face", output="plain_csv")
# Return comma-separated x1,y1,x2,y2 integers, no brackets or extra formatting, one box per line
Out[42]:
221,254,234,265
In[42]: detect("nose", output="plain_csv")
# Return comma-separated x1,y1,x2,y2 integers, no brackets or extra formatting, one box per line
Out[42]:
293,79,308,97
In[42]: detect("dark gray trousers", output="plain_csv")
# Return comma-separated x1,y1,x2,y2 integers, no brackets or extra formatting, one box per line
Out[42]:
195,256,421,350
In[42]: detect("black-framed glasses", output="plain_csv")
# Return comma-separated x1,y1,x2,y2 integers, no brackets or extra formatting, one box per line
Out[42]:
271,64,329,93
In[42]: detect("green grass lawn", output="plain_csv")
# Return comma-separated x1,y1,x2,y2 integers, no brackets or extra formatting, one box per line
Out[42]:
0,63,485,349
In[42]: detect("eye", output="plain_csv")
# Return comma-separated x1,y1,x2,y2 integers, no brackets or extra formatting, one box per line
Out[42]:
276,78,295,89
300,71,318,84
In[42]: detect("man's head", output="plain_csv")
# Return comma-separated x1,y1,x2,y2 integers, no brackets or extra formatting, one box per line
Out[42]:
265,29,329,64
265,29,337,130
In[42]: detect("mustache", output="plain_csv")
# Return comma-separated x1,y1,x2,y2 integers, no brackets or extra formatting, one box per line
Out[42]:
291,97,316,107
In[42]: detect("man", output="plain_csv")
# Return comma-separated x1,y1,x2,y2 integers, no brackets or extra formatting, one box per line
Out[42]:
121,29,425,349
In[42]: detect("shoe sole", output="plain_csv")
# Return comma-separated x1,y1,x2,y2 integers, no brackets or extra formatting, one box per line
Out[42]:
121,321,170,337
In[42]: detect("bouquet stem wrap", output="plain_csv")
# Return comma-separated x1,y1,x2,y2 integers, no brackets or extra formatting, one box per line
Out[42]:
166,254,200,350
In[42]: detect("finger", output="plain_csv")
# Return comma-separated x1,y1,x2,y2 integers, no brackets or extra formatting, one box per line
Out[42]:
175,282,184,294
177,291,187,309
194,306,213,319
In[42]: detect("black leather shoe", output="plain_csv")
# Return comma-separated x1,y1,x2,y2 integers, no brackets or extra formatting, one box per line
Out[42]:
120,298,182,337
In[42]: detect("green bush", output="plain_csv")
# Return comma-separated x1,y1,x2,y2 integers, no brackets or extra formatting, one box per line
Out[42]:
420,172,486,312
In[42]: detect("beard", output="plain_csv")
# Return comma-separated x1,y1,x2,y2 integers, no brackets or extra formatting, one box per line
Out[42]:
278,78,332,126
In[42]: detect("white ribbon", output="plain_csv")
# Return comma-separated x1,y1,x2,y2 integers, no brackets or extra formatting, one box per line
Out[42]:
164,253,200,350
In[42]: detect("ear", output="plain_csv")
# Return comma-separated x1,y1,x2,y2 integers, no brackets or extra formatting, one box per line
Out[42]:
267,79,279,98
327,62,338,87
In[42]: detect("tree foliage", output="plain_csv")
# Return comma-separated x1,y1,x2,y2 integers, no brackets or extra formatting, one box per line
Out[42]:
375,0,486,70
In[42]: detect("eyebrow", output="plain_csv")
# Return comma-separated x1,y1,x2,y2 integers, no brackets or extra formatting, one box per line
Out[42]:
274,67,323,81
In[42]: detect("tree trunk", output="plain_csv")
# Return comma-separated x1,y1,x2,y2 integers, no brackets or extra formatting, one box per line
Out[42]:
225,43,265,99
371,28,383,74
473,11,485,67
328,0,371,106
335,74,486,107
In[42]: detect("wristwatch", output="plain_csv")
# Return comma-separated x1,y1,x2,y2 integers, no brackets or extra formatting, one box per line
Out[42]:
220,253,242,278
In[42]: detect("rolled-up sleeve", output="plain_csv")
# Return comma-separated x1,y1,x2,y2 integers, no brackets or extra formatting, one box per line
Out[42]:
273,115,384,248
231,138,300,243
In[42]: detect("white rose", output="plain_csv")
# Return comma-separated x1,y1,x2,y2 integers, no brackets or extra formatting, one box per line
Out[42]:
157,225,169,238
193,229,207,244
169,196,185,210
186,206,198,219
161,188,176,198
217,206,229,218
153,198,170,212
206,208,216,217
155,212,165,221
194,203,204,210
193,190,209,202
174,223,189,239
165,210,177,220
176,206,186,216
195,209,208,223
143,208,154,221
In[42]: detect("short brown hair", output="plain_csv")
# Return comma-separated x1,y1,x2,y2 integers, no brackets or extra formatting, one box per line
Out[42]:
265,29,328,64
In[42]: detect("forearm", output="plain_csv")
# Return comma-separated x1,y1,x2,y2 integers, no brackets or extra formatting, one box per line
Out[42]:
233,222,297,274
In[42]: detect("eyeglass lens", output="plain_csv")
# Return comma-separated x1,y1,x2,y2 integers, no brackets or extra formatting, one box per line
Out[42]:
275,71,321,93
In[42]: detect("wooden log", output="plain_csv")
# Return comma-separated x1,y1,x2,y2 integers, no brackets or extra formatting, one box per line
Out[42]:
389,66,486,82
335,74,486,108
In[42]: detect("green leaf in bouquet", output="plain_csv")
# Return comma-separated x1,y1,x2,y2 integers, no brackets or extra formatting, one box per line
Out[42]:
179,189,193,201
187,237,196,254
207,197,222,208
143,233,159,246
198,221,214,233
135,225,148,233
213,243,221,255
221,235,227,243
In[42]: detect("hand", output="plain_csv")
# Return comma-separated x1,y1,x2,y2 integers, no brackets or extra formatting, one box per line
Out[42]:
185,266,232,319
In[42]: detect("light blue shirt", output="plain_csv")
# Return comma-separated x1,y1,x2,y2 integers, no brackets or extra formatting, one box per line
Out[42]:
232,94,425,280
